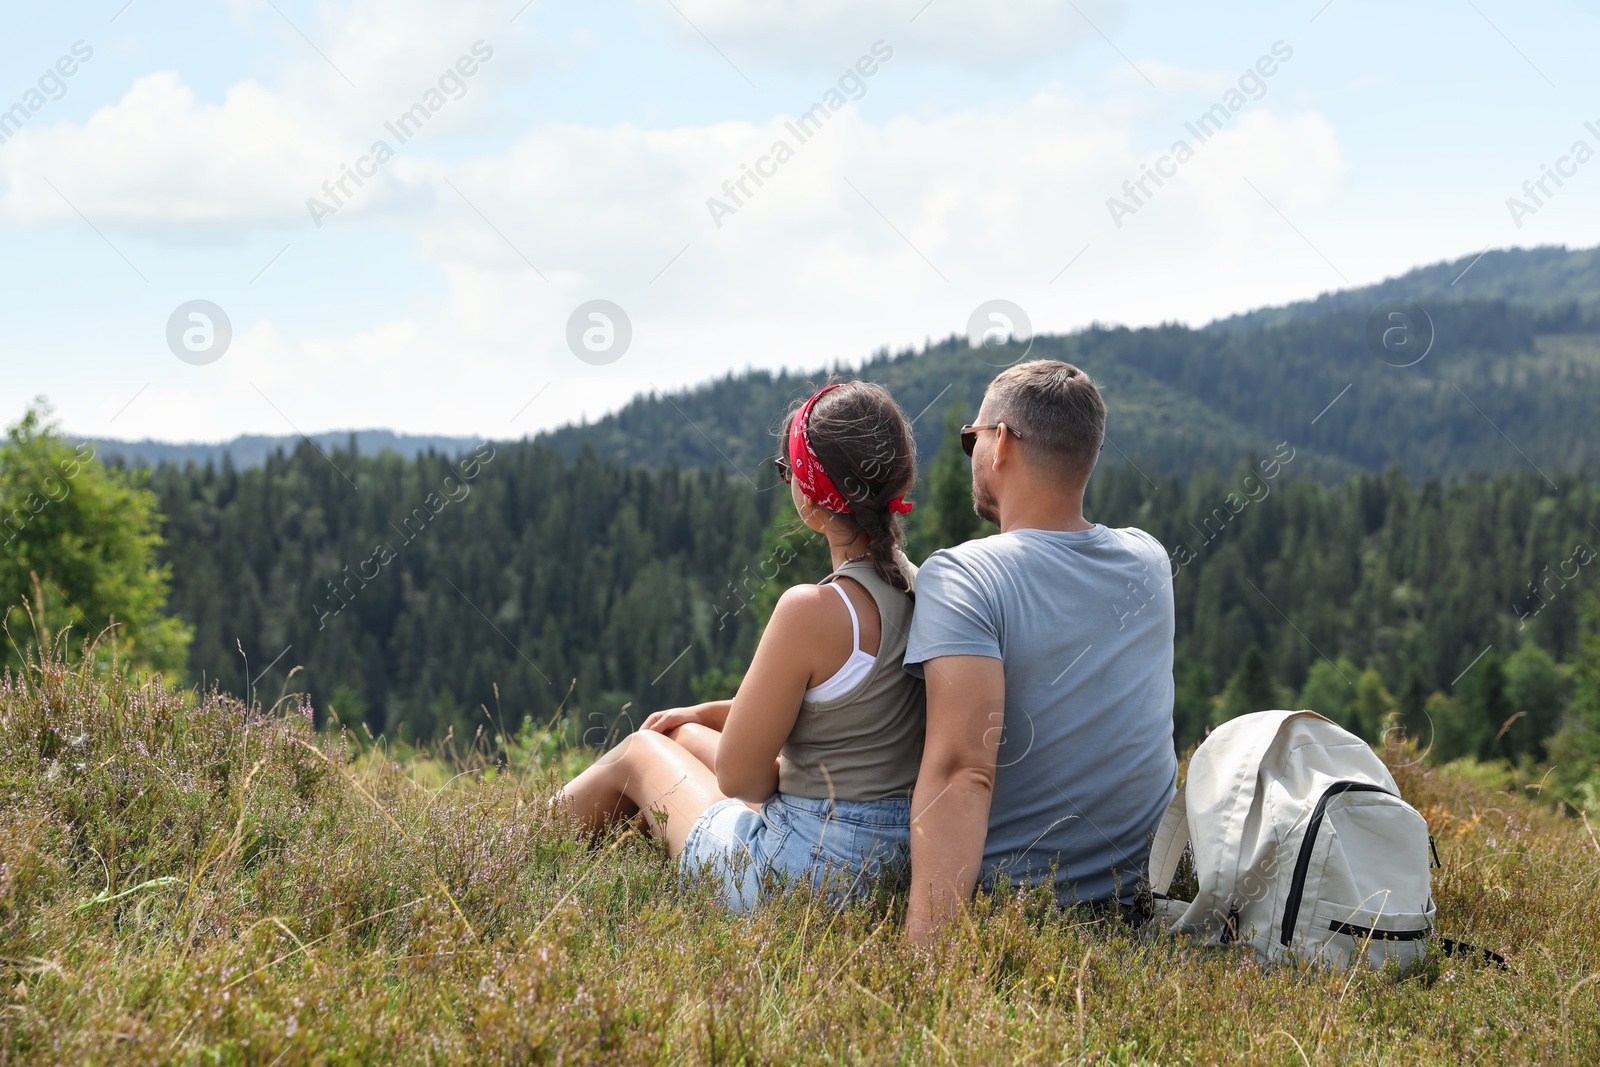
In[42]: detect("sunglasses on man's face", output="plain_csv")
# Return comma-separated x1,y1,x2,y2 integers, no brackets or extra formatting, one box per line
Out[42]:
959,423,1024,457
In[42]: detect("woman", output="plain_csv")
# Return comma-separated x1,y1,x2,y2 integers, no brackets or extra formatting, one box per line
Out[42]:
555,381,926,910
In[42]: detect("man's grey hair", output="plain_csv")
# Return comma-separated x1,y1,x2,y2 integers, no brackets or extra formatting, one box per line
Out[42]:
985,359,1105,477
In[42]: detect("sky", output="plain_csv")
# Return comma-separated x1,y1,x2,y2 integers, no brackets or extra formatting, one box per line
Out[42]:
2,0,1598,443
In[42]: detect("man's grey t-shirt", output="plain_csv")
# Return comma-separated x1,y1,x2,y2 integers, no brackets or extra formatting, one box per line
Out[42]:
904,525,1178,906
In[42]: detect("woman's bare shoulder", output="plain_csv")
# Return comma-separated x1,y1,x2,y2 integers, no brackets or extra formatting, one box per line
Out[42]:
769,582,863,646
772,581,840,621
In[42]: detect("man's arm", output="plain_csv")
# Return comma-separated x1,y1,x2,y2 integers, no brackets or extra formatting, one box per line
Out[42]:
906,654,1004,945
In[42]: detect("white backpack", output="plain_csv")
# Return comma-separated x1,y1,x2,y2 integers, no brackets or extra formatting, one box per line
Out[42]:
1148,709,1437,970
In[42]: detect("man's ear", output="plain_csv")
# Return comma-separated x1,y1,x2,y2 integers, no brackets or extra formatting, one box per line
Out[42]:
992,422,1016,470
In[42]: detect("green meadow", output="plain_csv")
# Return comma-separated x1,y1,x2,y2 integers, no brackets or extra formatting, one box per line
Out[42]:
4,653,1596,1066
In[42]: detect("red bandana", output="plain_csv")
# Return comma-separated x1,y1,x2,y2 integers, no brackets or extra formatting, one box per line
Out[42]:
787,384,914,518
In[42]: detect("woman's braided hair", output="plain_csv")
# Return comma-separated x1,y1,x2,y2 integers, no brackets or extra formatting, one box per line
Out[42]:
782,380,916,592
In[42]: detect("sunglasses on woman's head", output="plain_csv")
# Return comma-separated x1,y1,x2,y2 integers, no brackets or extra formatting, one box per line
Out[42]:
774,455,793,484
959,423,1024,457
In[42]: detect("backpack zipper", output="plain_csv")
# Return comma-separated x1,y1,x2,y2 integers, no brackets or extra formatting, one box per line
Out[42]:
1327,918,1428,941
1278,780,1395,947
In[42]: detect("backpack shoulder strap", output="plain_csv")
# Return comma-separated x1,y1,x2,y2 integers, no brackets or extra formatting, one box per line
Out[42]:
1148,785,1188,899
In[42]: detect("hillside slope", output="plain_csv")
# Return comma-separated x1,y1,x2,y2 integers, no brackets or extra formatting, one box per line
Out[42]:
537,335,1361,483
81,243,1600,482
3,657,1596,1064
542,295,1600,481
1212,243,1600,332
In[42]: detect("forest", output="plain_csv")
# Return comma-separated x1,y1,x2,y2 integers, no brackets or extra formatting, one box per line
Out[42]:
13,239,1600,806
122,415,1600,805
539,295,1600,481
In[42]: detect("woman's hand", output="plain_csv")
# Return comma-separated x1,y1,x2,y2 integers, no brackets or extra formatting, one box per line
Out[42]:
640,707,699,734
641,700,730,734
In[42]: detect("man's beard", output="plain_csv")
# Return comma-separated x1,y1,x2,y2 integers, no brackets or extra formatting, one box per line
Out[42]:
972,469,1000,526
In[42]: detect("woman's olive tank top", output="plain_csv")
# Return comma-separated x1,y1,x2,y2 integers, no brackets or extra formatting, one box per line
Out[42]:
777,559,927,801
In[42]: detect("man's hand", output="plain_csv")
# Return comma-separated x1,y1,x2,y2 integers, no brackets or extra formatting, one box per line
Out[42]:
906,655,1005,945
640,700,730,735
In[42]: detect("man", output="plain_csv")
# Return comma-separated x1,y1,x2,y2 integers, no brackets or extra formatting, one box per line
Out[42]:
903,359,1177,943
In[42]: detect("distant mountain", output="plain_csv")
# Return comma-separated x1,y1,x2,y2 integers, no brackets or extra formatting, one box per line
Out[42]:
84,242,1600,483
84,430,482,470
535,337,1363,483
1210,244,1600,333
539,293,1600,482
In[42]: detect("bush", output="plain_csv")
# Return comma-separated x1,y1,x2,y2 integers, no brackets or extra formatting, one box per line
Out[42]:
0,401,190,674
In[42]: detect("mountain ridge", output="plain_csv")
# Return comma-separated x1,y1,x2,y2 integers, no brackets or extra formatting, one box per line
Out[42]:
78,242,1600,482
1208,243,1600,332
83,429,484,470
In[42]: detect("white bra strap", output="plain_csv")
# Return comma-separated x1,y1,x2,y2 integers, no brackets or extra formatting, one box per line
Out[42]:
827,581,861,652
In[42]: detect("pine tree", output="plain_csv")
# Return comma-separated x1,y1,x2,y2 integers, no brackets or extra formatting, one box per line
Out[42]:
1504,643,1566,759
1213,645,1281,725
1172,654,1213,749
1352,668,1398,743
1547,593,1600,807
1298,659,1357,730
1425,690,1482,763
1460,651,1513,761
1397,666,1428,744
925,406,984,552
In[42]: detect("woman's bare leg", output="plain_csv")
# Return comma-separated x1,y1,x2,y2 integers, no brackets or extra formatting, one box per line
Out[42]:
665,722,720,773
555,730,728,856
664,723,766,813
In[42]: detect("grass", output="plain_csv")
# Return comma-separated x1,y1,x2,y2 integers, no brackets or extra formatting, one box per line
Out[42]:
2,655,1598,1065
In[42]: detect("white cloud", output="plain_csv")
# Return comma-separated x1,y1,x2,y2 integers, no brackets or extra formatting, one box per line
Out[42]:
644,0,1122,73
0,0,536,235
12,0,1600,452
0,52,512,236
0,72,334,232
2,0,1358,442
1109,59,1236,96
231,0,518,107
1104,109,1347,266
67,86,1348,441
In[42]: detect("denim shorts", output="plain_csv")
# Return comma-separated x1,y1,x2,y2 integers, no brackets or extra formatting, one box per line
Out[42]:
680,792,911,912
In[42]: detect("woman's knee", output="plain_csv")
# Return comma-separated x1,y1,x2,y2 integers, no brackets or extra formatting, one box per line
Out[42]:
665,722,705,744
614,727,679,769
664,722,718,766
